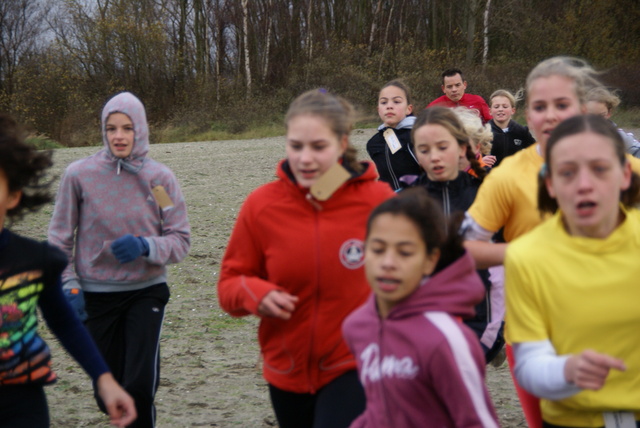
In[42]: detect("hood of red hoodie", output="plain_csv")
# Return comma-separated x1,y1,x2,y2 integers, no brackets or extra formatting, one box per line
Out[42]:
384,251,484,320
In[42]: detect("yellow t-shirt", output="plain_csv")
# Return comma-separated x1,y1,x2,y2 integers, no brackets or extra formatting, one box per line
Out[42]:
468,144,640,243
467,144,546,242
505,209,640,427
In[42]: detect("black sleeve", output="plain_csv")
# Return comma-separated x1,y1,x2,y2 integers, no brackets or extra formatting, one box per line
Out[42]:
39,245,110,381
523,126,536,147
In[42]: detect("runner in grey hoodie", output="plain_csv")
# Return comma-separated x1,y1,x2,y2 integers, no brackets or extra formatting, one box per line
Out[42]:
48,92,190,428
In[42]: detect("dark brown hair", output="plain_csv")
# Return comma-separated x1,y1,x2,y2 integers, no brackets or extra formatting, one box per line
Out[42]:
538,114,640,214
412,107,487,181
366,187,465,274
285,89,363,173
0,114,54,222
381,79,413,106
442,68,464,85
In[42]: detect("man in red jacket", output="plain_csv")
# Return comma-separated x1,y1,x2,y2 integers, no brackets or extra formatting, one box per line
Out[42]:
427,68,492,123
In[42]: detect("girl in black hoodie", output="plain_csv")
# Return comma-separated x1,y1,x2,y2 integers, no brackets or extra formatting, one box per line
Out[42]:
408,107,504,363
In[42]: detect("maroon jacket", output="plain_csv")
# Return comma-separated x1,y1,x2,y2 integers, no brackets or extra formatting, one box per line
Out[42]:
343,252,499,428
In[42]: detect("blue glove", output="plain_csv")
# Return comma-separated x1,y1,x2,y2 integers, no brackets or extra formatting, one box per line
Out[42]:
111,234,150,263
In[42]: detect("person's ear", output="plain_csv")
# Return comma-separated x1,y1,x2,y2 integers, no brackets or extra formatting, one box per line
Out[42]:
7,190,21,211
545,174,556,199
423,248,440,276
340,135,348,155
406,104,413,115
620,160,632,192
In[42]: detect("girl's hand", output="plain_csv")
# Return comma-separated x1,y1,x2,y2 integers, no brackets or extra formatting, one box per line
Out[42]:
258,290,299,320
96,373,137,427
564,349,626,390
482,155,497,167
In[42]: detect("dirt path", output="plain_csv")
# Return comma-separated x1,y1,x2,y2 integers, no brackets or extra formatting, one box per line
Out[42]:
13,129,525,427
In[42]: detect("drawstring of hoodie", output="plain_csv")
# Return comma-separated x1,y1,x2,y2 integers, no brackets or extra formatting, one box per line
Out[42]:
112,155,145,175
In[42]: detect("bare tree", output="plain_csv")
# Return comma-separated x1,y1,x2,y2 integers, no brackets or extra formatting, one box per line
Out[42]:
194,0,207,78
241,0,251,98
0,0,46,98
262,0,272,80
368,0,383,55
482,0,491,67
378,0,395,77
465,0,478,64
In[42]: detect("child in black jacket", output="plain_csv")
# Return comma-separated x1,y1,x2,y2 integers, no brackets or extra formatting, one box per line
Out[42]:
0,114,136,427
366,80,421,190
488,89,535,167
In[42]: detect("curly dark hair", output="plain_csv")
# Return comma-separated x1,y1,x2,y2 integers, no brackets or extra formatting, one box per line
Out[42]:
0,114,54,222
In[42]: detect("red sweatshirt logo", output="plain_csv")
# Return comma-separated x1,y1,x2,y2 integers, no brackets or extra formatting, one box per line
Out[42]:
339,239,364,269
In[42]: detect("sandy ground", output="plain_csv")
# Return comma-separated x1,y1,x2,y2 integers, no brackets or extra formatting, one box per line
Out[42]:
12,129,529,427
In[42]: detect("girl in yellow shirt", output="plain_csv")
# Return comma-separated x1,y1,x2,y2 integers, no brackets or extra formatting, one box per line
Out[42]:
464,57,614,428
506,114,640,428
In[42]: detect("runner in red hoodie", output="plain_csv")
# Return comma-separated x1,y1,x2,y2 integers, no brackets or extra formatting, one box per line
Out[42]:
217,89,395,428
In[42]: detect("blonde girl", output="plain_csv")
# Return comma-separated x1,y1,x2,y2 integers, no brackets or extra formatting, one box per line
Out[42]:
586,87,640,157
488,89,535,166
453,107,496,172
464,56,613,428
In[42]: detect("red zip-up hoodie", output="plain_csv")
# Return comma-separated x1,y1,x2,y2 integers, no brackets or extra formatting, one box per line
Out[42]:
218,160,394,393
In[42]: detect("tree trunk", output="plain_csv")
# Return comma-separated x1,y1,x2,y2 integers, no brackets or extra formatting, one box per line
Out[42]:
378,0,395,77
431,0,437,49
194,0,207,79
368,0,383,55
306,0,313,60
483,0,491,67
466,0,478,64
177,0,188,83
241,0,251,99
262,0,272,80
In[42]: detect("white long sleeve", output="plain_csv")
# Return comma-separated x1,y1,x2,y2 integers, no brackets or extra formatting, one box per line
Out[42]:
513,341,582,400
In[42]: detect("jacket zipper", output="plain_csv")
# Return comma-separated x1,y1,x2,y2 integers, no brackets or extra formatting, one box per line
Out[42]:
442,183,451,218
306,206,322,393
379,321,394,425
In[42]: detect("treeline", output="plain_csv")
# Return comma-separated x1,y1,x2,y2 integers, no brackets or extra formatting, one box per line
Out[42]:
1,0,639,146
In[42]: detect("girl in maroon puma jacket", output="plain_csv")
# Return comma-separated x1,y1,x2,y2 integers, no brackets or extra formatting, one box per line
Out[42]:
343,189,498,428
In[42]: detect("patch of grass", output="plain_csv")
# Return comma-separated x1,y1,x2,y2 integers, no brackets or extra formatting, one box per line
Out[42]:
26,135,64,149
156,121,286,143
207,312,253,335
613,107,640,128
355,119,379,129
